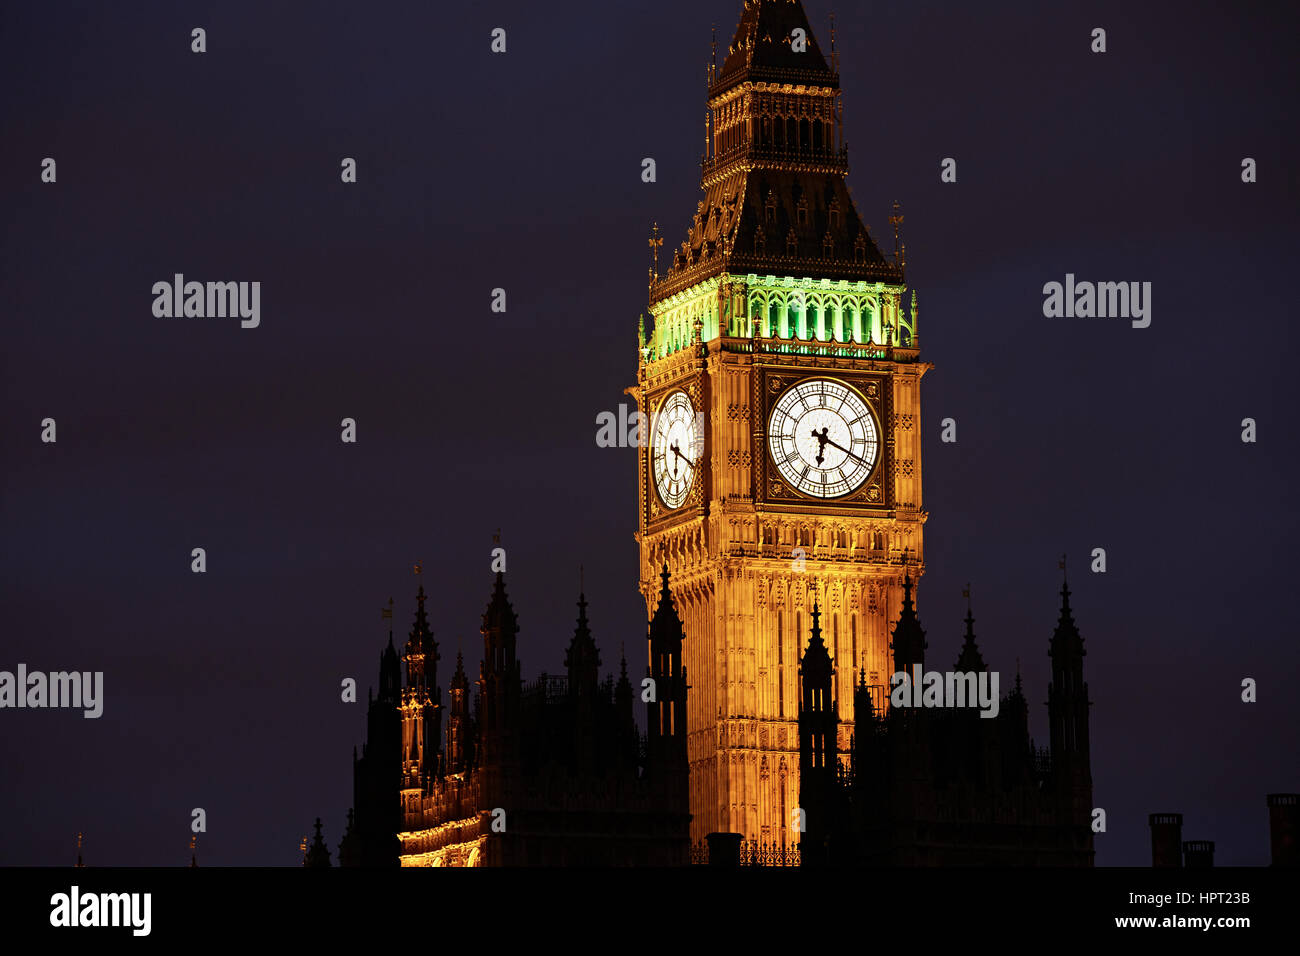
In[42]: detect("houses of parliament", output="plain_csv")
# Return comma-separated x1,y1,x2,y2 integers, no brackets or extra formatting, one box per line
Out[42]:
314,0,1098,867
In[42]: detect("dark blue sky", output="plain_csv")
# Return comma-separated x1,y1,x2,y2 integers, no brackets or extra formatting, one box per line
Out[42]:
1,0,1296,866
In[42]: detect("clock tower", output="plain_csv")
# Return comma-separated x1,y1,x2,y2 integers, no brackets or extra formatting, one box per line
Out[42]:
632,0,930,846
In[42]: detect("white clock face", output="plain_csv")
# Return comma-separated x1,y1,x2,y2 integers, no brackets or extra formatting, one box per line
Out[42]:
651,391,701,509
768,378,878,498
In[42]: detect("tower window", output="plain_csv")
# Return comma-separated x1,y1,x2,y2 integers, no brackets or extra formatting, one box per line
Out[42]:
777,614,784,717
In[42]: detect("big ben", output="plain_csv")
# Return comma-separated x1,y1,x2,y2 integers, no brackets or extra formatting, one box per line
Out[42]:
632,0,930,846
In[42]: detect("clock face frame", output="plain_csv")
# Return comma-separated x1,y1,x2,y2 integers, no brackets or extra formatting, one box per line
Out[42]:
651,390,702,510
767,377,880,499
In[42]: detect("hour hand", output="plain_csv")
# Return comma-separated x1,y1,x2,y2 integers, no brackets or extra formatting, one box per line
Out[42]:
821,432,868,466
811,427,829,466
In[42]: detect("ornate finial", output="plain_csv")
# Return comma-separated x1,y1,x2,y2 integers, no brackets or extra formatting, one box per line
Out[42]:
579,563,585,594
889,200,903,263
413,561,422,576
493,528,502,546
648,221,663,277
962,582,971,613
1058,553,1073,613
711,23,718,81
76,831,84,868
638,313,646,351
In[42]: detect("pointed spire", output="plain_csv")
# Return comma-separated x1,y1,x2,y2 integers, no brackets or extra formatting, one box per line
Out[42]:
652,563,679,627
405,577,438,693
305,817,332,868
378,629,401,703
483,570,517,630
801,599,833,679
890,571,927,673
565,583,600,686
809,600,825,648
955,583,986,672
1050,562,1085,662
1058,557,1075,626
450,649,468,690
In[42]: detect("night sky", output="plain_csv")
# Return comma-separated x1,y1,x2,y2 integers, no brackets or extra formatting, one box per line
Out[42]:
2,0,1297,867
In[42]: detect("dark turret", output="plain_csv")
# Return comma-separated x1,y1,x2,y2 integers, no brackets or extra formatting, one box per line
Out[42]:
799,602,838,865
889,574,927,676
304,818,331,868
646,566,687,770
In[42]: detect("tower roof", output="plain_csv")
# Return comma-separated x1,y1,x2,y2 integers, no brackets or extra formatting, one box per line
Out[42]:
715,0,837,92
648,0,901,308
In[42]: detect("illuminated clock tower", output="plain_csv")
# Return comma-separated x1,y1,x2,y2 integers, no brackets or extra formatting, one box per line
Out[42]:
632,0,930,846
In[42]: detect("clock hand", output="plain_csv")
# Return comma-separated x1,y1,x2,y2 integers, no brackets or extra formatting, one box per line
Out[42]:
811,427,829,466
820,432,871,466
670,443,693,468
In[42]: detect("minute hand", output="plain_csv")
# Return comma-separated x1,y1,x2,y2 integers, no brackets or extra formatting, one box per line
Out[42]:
820,434,871,466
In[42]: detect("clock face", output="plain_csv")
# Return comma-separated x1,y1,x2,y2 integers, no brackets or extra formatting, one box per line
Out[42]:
768,378,879,498
651,390,701,509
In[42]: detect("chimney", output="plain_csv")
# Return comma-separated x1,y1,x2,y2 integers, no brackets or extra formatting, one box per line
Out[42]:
1267,793,1297,867
1149,813,1183,867
1182,840,1215,867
